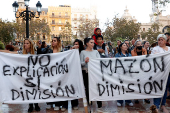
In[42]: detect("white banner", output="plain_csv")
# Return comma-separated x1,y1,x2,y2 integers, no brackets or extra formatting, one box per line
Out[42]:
89,52,170,101
0,49,85,104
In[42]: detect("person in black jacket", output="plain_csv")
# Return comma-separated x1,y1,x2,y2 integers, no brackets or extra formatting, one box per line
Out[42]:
37,41,51,54
93,35,108,58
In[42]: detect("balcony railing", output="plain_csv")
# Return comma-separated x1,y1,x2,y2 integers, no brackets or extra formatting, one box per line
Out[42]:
50,23,66,25
56,23,66,25
50,23,57,25
50,15,70,18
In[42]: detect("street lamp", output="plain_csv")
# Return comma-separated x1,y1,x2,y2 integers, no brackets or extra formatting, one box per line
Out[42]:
36,1,42,13
24,0,30,6
12,1,19,12
12,1,42,39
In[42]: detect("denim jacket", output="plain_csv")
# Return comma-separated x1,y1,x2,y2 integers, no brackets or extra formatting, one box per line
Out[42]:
115,52,132,58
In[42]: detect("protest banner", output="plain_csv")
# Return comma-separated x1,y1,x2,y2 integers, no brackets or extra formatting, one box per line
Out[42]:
89,52,170,101
0,49,85,104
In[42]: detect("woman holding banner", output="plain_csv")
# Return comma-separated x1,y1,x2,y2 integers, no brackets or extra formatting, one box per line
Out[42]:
43,37,68,112
71,39,84,110
151,34,170,113
115,42,134,107
0,38,40,112
80,38,103,112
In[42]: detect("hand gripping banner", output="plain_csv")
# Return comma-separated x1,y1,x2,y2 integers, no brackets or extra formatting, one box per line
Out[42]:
0,50,85,104
89,52,170,101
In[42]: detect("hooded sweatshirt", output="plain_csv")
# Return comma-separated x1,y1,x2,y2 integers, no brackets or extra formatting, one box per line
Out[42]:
92,28,105,51
92,28,101,45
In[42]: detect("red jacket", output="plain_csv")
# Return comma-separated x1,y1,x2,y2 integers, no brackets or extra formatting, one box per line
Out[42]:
92,28,101,45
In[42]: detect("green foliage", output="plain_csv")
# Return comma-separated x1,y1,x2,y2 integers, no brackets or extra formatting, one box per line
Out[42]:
141,23,161,44
0,41,5,50
77,18,99,39
103,17,141,44
0,20,15,45
167,27,170,33
60,22,72,45
14,18,51,41
113,37,124,46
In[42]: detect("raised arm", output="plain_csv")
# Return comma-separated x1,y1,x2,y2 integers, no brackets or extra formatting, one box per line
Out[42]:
0,50,18,54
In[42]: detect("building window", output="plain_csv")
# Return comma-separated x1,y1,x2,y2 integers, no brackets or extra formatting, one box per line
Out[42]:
143,28,145,31
86,14,88,20
52,20,55,24
52,12,55,16
52,26,55,31
65,12,68,16
59,27,61,31
43,35,45,40
74,14,77,20
59,19,61,23
80,14,83,20
59,12,61,17
51,35,54,39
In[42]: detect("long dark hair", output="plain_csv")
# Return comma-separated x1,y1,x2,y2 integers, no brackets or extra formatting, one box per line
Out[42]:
84,38,94,46
118,43,129,55
74,39,84,54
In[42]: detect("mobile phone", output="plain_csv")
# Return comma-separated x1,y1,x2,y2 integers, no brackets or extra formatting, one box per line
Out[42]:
39,40,42,44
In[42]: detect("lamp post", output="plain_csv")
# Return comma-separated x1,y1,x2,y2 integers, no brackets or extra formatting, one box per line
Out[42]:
12,0,42,39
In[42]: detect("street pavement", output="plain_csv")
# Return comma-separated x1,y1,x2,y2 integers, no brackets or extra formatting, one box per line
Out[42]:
1,99,170,113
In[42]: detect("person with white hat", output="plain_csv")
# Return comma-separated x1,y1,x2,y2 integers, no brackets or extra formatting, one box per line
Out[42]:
151,34,170,113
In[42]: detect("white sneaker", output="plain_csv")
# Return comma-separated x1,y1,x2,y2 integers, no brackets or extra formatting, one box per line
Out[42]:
97,108,103,112
73,106,78,110
46,105,51,109
128,102,134,106
54,106,59,111
117,102,122,107
61,107,66,112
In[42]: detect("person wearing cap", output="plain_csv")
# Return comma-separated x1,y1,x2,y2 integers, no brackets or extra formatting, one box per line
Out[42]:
151,34,170,113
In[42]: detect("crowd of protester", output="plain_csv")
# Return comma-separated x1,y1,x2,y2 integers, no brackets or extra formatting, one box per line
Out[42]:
0,28,170,113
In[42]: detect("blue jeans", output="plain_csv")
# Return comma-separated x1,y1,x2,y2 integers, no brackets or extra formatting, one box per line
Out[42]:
154,75,170,108
117,100,131,104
